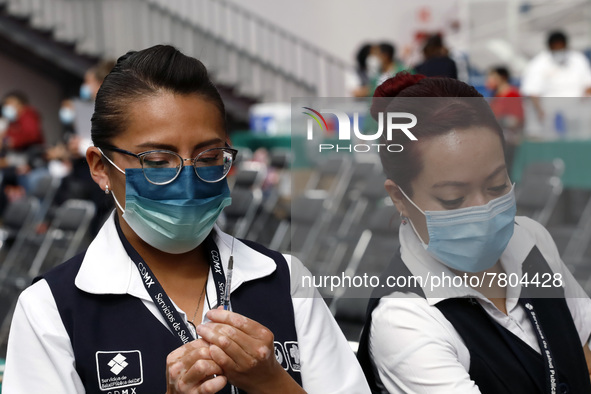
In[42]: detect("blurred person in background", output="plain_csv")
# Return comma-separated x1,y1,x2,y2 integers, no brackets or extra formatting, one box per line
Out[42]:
68,60,117,160
486,66,524,173
44,99,75,181
0,91,44,152
52,60,116,235
0,91,45,213
414,34,457,79
369,42,409,94
346,42,373,97
521,31,591,120
362,43,414,133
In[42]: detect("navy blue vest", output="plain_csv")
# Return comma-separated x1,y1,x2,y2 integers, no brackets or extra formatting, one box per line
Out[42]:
39,237,302,394
357,246,591,394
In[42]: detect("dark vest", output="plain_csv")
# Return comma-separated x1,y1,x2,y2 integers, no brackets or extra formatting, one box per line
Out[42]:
39,238,302,394
357,246,591,394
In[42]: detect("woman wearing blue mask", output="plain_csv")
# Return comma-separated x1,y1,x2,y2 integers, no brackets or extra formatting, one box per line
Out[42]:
4,45,370,394
357,72,591,393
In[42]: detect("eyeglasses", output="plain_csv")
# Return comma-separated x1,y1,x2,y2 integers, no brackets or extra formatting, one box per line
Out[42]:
97,145,238,185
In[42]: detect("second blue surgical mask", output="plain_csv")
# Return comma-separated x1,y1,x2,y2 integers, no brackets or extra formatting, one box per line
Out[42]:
400,185,516,273
2,105,17,122
111,166,232,254
59,107,75,125
80,84,92,101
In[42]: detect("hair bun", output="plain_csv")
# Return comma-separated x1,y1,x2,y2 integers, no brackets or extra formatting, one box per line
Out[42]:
371,71,426,120
374,71,426,98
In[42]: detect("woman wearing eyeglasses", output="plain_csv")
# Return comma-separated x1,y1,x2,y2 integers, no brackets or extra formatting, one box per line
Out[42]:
4,45,370,394
356,72,591,393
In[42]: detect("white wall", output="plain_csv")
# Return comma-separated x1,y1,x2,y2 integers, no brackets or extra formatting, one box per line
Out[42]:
226,0,460,67
0,52,63,144
226,0,591,78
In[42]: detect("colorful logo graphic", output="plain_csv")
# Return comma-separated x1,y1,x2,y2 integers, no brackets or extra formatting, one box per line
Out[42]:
302,107,328,132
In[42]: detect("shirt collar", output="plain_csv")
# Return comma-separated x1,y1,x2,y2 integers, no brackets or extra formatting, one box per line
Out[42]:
75,212,277,298
399,218,536,306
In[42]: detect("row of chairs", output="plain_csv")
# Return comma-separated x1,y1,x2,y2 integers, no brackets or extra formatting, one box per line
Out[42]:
221,148,292,245
226,153,572,272
520,160,591,292
0,199,95,282
0,174,96,356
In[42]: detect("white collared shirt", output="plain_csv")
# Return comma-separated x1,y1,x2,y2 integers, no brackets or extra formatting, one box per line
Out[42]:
521,50,591,97
4,213,371,394
369,216,591,394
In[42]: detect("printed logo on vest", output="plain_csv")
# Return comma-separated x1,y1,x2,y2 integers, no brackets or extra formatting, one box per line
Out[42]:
96,350,143,391
284,342,301,372
274,341,289,370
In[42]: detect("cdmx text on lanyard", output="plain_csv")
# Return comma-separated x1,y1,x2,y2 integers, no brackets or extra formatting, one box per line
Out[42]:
117,221,228,346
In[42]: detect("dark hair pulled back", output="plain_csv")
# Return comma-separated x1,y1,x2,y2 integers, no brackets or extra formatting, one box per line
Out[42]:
372,71,504,195
91,45,225,148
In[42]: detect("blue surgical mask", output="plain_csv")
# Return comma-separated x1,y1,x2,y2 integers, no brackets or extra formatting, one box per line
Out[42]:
2,105,17,122
59,107,75,125
110,166,232,254
400,185,516,272
80,84,93,101
366,55,382,76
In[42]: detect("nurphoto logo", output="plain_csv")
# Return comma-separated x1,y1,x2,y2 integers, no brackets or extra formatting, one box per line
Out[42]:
303,106,418,153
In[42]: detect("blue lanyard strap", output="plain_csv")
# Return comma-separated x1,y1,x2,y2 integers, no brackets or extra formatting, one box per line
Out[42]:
519,298,559,394
114,217,226,346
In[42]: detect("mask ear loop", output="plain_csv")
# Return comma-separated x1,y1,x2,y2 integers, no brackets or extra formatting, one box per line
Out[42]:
109,188,125,215
397,186,429,246
97,147,126,214
97,147,126,174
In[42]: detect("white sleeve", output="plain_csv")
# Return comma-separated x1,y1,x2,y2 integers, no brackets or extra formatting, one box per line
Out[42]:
575,52,591,89
284,254,371,394
520,55,546,97
562,266,591,348
345,70,362,97
3,279,85,394
370,295,482,394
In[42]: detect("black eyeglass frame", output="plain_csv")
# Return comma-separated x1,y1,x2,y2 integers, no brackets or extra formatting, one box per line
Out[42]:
99,145,238,185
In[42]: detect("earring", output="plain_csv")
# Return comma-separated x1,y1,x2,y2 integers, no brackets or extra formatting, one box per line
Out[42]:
104,185,110,195
400,212,407,225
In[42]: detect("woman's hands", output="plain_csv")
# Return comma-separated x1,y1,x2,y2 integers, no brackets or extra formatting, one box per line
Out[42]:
166,338,227,394
196,308,306,394
166,310,305,394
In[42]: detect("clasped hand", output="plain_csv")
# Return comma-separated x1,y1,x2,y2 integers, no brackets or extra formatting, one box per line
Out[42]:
166,308,303,394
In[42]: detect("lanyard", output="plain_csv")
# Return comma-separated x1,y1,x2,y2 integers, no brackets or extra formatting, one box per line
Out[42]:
203,235,228,309
519,298,558,394
115,219,227,346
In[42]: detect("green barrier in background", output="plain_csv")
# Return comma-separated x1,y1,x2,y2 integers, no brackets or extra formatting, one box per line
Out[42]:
231,132,353,169
232,134,591,187
512,139,591,189
0,357,4,392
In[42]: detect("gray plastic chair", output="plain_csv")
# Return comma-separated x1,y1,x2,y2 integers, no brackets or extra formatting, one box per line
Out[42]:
515,159,564,226
0,197,40,281
28,199,96,278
